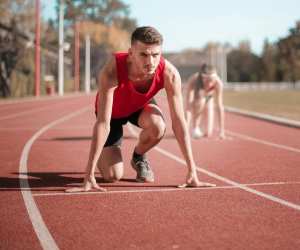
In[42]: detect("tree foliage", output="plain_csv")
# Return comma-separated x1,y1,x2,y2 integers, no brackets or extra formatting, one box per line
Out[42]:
0,0,35,97
261,39,279,81
56,0,136,33
227,41,263,82
227,21,300,82
277,21,300,82
53,0,137,85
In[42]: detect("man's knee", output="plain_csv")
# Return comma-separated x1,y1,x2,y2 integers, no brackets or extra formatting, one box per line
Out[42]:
98,150,124,183
150,116,166,140
102,169,123,182
103,175,122,183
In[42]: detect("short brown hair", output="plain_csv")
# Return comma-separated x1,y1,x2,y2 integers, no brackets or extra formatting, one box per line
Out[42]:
131,26,163,45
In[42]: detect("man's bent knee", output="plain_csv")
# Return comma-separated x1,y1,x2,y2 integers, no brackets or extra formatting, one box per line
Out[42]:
103,175,122,183
150,117,166,140
98,146,124,182
101,167,123,182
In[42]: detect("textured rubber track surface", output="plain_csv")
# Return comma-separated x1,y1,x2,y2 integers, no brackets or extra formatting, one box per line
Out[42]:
0,93,299,250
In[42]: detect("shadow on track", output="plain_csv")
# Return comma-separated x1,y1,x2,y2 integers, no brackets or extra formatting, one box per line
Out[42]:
44,133,176,142
0,172,178,191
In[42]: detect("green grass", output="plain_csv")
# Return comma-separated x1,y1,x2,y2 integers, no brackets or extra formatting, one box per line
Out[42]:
223,90,300,121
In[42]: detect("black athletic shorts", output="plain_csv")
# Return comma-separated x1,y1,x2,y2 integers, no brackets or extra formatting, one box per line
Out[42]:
102,99,158,147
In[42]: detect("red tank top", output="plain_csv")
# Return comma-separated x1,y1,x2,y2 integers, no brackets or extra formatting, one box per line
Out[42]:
95,52,165,118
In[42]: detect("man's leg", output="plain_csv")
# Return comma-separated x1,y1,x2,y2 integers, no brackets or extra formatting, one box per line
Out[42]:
97,146,124,182
131,104,166,182
97,117,124,182
135,104,166,154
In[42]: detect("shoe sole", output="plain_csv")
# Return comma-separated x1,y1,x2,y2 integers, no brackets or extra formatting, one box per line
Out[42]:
136,176,155,183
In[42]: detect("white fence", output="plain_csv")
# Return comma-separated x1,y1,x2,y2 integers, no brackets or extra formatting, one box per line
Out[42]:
225,82,300,91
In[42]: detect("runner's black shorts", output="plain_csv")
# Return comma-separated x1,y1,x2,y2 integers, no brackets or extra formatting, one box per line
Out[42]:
97,99,160,147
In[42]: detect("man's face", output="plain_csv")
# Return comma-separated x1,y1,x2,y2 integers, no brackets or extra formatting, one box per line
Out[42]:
129,41,162,76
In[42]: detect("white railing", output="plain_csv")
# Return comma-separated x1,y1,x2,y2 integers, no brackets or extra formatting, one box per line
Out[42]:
225,82,300,91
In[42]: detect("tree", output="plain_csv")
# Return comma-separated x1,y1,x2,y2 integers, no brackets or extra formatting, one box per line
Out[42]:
52,0,136,89
277,21,300,82
227,44,263,82
0,0,58,98
0,0,35,97
261,39,279,81
57,0,136,32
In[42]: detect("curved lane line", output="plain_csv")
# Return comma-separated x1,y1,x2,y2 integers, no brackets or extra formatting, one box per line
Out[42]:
226,130,300,154
0,95,90,121
19,107,90,250
32,181,300,197
0,106,55,121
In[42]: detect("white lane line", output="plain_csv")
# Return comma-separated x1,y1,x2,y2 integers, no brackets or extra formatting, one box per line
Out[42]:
159,97,300,153
128,124,300,212
0,95,89,121
0,92,91,106
225,106,300,128
0,126,92,131
158,147,300,211
0,127,39,131
227,130,300,154
0,106,55,121
19,106,90,250
31,181,300,197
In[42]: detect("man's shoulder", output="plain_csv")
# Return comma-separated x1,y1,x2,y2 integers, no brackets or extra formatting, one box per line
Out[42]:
163,59,180,78
99,56,118,89
161,59,181,88
105,56,117,74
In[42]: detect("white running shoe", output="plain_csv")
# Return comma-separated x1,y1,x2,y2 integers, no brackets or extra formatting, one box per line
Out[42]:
192,127,203,139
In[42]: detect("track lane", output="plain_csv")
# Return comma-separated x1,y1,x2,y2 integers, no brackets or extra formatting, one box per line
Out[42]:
0,95,94,250
28,97,300,249
1,94,300,249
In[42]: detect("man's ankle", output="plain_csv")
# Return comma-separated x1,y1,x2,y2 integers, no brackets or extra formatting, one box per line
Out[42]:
132,150,145,161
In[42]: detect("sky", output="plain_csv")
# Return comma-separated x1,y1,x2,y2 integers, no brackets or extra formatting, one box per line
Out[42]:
42,0,300,55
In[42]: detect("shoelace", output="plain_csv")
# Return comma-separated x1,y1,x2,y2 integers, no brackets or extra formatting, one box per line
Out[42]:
135,159,150,170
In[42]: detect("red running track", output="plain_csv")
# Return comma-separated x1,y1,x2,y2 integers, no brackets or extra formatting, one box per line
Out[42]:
0,93,299,250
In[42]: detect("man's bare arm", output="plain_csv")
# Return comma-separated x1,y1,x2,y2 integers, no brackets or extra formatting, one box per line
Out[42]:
164,62,215,188
66,57,118,192
164,61,199,184
87,59,117,174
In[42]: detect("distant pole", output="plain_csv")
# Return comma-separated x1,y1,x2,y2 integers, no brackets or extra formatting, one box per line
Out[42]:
85,34,91,94
217,46,223,81
209,48,213,65
74,22,80,92
58,0,64,96
223,48,228,84
35,0,40,97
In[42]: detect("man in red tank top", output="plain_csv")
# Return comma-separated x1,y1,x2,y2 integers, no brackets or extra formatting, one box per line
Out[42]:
66,26,215,192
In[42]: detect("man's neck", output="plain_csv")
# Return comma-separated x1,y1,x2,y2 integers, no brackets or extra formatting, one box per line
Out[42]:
128,63,153,82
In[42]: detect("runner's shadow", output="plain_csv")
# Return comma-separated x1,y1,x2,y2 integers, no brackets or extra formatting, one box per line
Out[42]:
48,135,136,141
0,172,178,191
0,172,85,191
96,178,177,188
44,134,175,142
